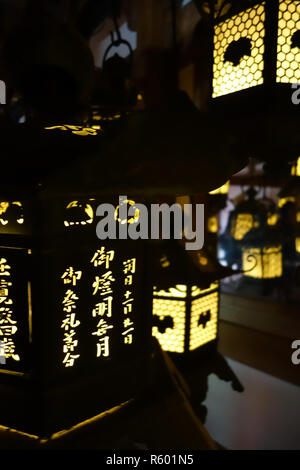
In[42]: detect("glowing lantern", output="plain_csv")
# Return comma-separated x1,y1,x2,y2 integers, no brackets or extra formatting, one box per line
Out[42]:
229,188,266,241
241,226,283,280
152,243,234,357
0,193,152,438
213,1,300,100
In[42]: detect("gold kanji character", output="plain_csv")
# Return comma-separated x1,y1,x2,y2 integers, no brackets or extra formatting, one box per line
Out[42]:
61,267,82,286
91,247,115,269
92,296,113,317
92,271,115,296
96,336,110,357
63,353,80,367
92,319,113,337
0,259,11,276
61,314,80,330
123,258,136,275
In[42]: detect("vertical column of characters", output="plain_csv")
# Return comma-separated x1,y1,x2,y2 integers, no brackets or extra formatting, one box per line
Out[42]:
61,267,82,367
90,247,115,359
122,258,137,346
0,257,20,364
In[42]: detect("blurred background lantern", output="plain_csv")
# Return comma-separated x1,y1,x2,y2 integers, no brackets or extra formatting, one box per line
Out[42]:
240,220,284,296
151,241,236,359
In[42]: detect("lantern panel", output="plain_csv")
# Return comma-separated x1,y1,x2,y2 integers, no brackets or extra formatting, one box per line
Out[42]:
277,0,300,84
213,3,265,98
243,246,282,279
189,283,219,351
297,211,300,222
232,213,254,240
152,285,186,353
296,237,300,252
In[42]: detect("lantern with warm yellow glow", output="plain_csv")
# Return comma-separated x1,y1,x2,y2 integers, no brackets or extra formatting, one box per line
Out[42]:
0,192,152,439
152,244,234,358
229,188,267,241
241,226,283,280
213,1,300,101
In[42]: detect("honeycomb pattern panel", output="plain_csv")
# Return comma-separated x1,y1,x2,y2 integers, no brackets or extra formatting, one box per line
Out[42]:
243,246,282,278
277,0,300,83
213,3,265,98
152,297,186,353
189,288,219,351
231,213,254,240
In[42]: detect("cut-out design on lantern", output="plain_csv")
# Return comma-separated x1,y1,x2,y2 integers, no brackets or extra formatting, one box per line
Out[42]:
45,125,101,136
0,202,24,226
224,37,252,65
277,0,300,84
152,282,219,354
242,245,283,279
64,201,94,227
213,3,265,98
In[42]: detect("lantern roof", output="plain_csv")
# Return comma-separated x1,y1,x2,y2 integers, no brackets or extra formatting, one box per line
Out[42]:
239,223,284,249
152,240,237,289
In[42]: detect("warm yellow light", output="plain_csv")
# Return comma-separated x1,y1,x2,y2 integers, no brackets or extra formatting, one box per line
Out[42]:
291,157,300,176
209,181,230,195
189,287,219,351
114,200,140,225
45,125,100,136
231,213,253,240
296,238,300,253
64,201,94,227
152,283,219,354
213,4,265,98
267,213,278,226
243,246,282,279
137,93,143,101
278,196,295,208
277,1,300,84
207,216,218,233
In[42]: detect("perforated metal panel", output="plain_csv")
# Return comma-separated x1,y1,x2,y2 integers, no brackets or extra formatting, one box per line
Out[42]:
213,3,265,98
277,0,300,83
243,246,283,278
189,284,219,351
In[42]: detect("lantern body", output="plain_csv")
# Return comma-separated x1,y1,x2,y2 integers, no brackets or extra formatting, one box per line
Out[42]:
0,193,152,438
152,282,219,356
242,245,283,279
296,237,300,253
212,0,300,107
231,212,256,240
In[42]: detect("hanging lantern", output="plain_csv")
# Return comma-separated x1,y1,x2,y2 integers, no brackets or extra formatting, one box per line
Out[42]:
212,1,300,100
152,243,235,358
229,188,266,241
241,225,283,280
0,191,152,439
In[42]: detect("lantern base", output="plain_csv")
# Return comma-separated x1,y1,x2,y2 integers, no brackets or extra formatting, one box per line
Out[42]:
0,354,150,438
